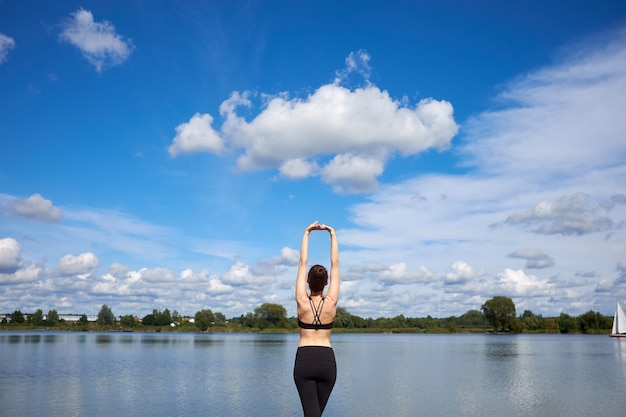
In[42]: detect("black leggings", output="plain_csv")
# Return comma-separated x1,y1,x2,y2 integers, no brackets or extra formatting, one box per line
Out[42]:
293,346,337,417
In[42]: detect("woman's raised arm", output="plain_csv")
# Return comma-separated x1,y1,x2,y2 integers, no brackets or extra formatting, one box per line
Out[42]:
295,221,320,300
322,224,339,303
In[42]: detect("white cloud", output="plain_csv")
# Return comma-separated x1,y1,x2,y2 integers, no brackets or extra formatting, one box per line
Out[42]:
445,261,485,285
595,261,626,294
0,237,21,274
344,262,438,286
279,247,300,266
168,113,226,156
59,8,134,72
138,267,176,284
380,262,438,285
334,50,371,85
180,269,233,294
8,193,63,222
337,30,626,315
58,252,99,276
221,261,275,286
170,51,459,193
495,268,554,297
507,249,555,269
279,158,319,180
0,264,43,284
0,33,16,64
108,263,130,279
461,29,626,177
321,154,384,193
501,193,623,236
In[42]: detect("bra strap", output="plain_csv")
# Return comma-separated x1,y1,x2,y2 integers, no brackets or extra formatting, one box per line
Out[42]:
308,296,325,325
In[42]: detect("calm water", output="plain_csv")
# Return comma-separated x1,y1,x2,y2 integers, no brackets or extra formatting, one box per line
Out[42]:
1,332,625,417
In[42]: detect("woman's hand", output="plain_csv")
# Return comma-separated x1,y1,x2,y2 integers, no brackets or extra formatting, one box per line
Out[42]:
318,224,335,234
305,221,321,233
305,221,334,235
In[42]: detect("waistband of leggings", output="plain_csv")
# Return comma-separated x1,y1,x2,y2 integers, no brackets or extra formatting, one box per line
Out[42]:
296,345,335,360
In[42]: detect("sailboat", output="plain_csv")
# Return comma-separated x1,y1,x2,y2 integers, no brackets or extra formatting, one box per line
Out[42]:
610,300,626,338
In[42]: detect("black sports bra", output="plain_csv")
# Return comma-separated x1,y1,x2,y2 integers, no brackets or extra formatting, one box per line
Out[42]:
298,296,334,330
298,318,334,330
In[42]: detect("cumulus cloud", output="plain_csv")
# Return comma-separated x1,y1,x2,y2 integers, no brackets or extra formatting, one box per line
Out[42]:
138,267,176,284
108,263,130,279
496,268,554,297
254,246,300,272
337,31,626,316
507,249,555,269
0,237,21,274
180,269,233,294
221,261,275,286
58,252,99,276
321,154,384,193
168,113,226,156
8,193,63,222
501,193,623,236
170,51,459,193
59,8,134,72
0,264,43,285
279,159,319,180
445,261,485,284
344,262,438,285
0,33,16,64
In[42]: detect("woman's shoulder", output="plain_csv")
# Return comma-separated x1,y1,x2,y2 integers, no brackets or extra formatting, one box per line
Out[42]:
324,294,338,306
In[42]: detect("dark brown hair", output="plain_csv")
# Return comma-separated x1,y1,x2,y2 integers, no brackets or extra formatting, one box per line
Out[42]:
307,264,328,292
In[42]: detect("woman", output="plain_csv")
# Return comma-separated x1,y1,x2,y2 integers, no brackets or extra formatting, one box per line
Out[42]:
293,221,340,417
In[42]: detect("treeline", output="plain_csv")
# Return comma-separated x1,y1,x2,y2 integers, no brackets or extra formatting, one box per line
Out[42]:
1,296,614,334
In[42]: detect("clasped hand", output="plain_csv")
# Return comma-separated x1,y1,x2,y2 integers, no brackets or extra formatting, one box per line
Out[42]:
306,221,333,234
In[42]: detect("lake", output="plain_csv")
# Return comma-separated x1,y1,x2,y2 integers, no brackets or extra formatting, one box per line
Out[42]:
1,331,625,416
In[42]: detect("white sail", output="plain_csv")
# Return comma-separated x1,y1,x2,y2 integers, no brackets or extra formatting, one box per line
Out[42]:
611,301,626,335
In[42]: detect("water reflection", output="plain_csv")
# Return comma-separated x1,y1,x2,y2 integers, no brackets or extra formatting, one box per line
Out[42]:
193,337,215,347
6,334,22,343
95,334,112,344
24,334,41,343
485,338,519,359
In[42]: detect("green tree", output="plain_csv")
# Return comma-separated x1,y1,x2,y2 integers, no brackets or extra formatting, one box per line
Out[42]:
120,314,137,328
558,313,579,333
392,314,408,328
335,306,354,328
481,296,517,332
254,303,288,329
195,309,215,331
520,310,545,332
239,312,256,328
160,309,172,326
31,309,45,326
457,309,487,328
46,310,59,326
214,312,226,325
172,310,181,325
140,309,173,327
78,314,89,324
142,313,156,326
97,304,115,325
10,310,25,324
577,310,609,334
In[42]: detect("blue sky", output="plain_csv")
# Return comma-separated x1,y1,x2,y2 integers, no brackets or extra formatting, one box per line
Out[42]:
1,1,626,319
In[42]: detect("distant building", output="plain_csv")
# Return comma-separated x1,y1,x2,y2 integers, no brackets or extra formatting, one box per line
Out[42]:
58,314,98,323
